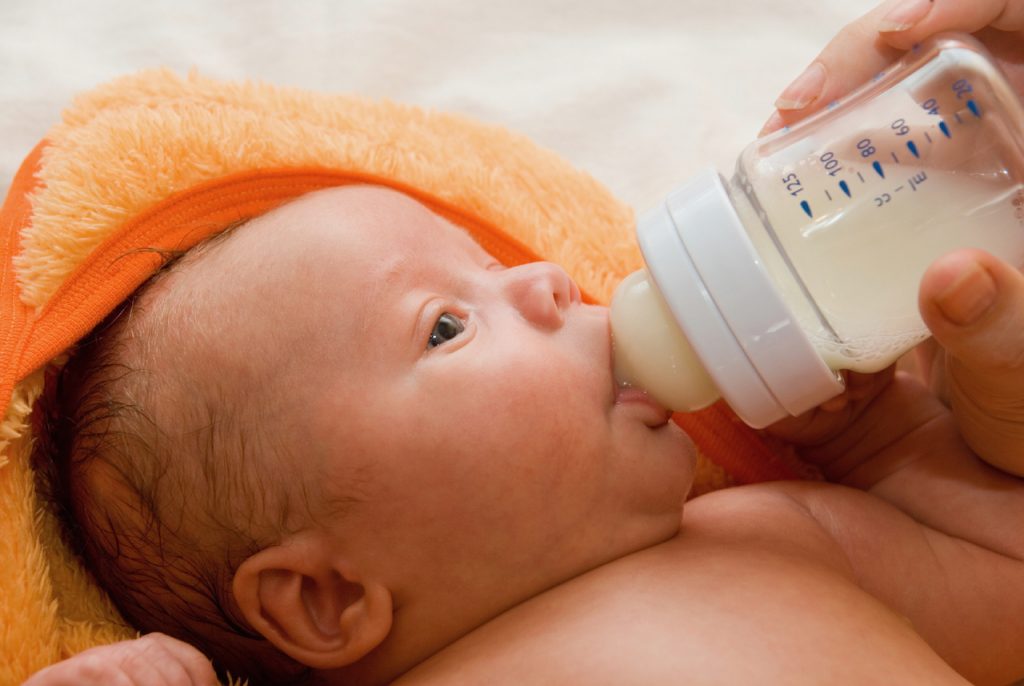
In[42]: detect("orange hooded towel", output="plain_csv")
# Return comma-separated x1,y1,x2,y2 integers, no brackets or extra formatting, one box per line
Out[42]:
0,69,808,682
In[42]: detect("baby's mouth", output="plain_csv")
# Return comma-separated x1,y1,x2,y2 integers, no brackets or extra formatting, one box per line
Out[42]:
614,385,673,428
608,347,677,430
602,306,671,428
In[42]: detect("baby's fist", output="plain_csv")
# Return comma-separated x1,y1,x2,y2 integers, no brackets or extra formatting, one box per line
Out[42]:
22,633,217,686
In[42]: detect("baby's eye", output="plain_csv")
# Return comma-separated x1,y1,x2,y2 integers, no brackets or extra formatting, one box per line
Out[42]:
427,312,466,349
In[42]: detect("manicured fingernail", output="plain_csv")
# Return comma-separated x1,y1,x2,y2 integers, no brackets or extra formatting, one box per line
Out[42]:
879,0,934,33
775,62,826,111
758,110,785,137
936,261,997,326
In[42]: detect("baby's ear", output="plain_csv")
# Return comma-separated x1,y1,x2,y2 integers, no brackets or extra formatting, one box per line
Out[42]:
232,533,393,669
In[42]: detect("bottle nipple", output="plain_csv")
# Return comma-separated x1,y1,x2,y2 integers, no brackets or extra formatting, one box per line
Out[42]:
610,270,719,412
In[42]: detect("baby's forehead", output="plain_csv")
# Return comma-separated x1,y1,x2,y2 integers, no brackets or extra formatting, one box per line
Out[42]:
158,185,492,341
253,185,490,265
149,186,498,361
128,185,498,457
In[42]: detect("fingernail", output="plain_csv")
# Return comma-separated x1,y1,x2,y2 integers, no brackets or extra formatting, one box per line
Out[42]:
879,0,934,33
758,110,785,137
936,261,997,326
775,62,826,111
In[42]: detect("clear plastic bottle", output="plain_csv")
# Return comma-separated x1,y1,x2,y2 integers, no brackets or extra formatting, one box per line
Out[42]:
612,33,1024,428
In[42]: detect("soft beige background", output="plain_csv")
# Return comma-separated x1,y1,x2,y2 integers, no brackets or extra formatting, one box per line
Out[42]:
0,0,875,210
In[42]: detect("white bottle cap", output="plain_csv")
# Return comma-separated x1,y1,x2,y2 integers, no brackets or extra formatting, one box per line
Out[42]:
637,169,844,428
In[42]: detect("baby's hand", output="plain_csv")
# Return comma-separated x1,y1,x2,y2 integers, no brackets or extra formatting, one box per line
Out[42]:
763,366,896,450
761,0,1024,135
918,249,1024,475
21,633,217,686
768,248,1024,481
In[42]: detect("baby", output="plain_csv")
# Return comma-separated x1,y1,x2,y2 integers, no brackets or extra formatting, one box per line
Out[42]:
27,2,1024,685
37,179,1024,685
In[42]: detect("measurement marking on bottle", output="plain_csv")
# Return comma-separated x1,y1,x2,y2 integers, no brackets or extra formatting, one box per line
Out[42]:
939,121,951,138
872,161,885,178
906,140,919,158
839,180,851,197
967,99,981,117
800,200,813,218
924,131,933,144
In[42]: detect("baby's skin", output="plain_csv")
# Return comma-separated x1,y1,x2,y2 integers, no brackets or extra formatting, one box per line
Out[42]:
267,185,1021,686
104,184,1024,685
26,179,1024,686
25,1,1024,683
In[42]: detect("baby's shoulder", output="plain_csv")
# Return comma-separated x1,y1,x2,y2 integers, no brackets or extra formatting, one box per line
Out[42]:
683,480,856,560
685,479,908,561
398,482,965,686
684,479,834,528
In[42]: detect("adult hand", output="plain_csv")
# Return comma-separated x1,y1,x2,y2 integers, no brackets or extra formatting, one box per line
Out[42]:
768,251,1024,480
761,0,1024,477
761,0,1024,136
21,633,217,686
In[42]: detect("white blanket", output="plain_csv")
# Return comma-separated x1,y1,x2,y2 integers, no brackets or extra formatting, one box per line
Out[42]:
0,0,873,210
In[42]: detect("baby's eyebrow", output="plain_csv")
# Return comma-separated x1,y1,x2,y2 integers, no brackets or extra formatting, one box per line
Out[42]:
350,254,411,339
379,254,412,285
436,217,494,262
459,234,499,265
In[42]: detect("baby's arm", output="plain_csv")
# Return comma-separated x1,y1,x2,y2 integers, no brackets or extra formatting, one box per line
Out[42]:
22,633,217,686
766,194,1024,681
771,333,1024,685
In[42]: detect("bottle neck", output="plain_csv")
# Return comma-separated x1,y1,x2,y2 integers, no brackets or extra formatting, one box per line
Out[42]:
609,269,719,412
637,168,844,427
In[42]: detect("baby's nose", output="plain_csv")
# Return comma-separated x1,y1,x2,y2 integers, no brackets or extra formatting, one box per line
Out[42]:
501,261,580,329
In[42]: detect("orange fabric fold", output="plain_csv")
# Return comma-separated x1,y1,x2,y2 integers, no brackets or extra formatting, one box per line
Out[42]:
0,162,549,425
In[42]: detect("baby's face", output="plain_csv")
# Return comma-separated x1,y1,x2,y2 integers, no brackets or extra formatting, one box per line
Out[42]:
196,186,695,619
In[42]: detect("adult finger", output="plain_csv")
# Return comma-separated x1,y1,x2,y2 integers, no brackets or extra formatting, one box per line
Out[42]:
761,0,1024,135
878,0,1024,50
918,248,1024,475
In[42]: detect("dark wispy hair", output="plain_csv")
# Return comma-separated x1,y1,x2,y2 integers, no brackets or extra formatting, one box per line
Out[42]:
32,235,315,685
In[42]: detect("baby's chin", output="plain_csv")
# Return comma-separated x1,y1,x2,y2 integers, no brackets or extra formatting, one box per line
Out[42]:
621,416,697,513
664,420,698,488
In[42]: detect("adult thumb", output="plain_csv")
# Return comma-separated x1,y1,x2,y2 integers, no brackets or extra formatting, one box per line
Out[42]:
919,248,1024,475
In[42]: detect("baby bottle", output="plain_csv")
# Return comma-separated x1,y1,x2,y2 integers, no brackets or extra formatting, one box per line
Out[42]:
611,33,1024,428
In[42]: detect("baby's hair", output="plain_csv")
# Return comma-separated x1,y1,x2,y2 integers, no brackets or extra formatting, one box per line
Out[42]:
33,227,323,685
